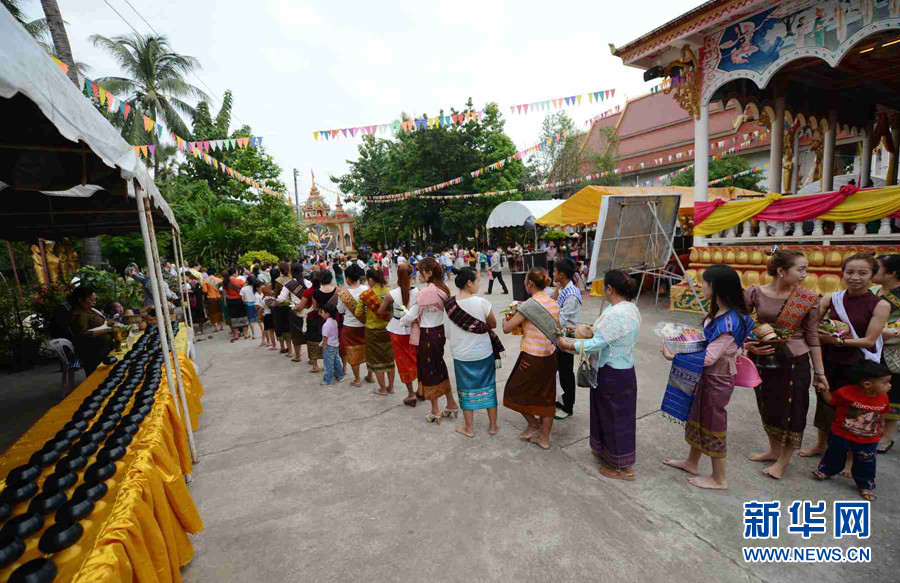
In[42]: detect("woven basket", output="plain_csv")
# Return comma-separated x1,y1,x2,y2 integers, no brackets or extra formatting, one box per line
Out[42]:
663,339,705,354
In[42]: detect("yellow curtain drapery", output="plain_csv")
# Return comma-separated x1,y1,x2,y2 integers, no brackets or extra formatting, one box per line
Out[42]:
693,194,781,236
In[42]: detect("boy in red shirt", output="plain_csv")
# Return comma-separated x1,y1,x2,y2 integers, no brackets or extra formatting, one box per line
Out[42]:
813,361,892,501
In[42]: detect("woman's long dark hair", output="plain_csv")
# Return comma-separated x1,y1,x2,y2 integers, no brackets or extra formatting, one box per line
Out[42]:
702,264,748,323
419,257,449,295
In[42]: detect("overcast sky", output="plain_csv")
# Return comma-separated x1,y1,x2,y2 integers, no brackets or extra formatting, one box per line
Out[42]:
20,0,699,207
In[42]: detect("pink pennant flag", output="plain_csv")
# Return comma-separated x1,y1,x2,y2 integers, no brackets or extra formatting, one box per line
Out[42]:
516,105,522,114
341,129,348,138
510,106,515,115
148,145,156,157
124,104,132,119
610,89,615,98
369,125,376,134
349,128,357,137
523,104,529,114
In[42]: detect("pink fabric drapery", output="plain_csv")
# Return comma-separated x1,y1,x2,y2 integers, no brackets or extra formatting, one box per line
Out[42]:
694,198,726,224
694,185,887,227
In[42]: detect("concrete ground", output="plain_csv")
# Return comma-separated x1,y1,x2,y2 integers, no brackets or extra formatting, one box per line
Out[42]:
173,275,900,582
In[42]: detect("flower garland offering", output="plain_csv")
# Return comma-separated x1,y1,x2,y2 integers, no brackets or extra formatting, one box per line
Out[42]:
657,322,704,342
818,319,850,339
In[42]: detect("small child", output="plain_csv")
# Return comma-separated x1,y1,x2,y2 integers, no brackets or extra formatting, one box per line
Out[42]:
813,361,892,501
320,303,343,386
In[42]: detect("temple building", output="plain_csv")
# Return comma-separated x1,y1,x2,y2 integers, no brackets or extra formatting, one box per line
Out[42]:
609,0,900,311
301,175,355,253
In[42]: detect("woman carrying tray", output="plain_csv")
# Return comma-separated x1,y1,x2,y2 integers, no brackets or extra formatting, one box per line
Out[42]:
661,264,754,490
743,250,827,479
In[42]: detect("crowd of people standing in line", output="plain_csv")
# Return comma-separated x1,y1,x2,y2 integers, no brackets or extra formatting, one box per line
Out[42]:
180,246,898,502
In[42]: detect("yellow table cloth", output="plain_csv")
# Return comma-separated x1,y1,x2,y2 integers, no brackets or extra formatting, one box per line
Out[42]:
0,328,204,582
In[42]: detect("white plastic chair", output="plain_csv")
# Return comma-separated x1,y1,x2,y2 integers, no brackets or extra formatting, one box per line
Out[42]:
48,338,78,396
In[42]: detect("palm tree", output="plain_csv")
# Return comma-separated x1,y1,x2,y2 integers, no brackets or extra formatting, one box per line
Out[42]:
89,32,208,176
3,0,48,39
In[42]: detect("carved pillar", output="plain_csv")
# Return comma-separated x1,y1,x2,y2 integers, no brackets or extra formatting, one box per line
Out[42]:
694,103,709,247
861,122,873,188
823,110,837,192
769,96,785,193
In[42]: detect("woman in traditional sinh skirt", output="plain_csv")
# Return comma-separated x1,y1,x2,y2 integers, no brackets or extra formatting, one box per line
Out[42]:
743,250,825,479
501,268,560,450
558,270,641,480
380,263,420,407
399,257,459,423
355,267,395,395
204,275,224,332
445,267,503,437
873,253,900,453
662,265,754,490
225,269,250,342
338,263,374,387
301,272,323,372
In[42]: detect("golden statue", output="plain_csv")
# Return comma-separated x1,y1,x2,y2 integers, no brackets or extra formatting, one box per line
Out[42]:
663,46,701,120
55,240,80,283
31,244,46,285
782,124,797,193
44,241,61,285
810,132,825,183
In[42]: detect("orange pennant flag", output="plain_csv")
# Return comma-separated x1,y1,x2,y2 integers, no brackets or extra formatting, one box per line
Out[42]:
140,145,148,157
133,146,141,157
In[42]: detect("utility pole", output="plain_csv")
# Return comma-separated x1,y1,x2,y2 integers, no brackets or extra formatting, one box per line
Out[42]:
292,168,301,226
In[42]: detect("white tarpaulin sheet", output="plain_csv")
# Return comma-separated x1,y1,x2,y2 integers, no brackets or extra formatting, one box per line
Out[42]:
486,200,564,229
0,9,177,230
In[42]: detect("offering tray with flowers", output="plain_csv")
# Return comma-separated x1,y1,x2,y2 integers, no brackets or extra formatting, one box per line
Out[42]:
750,323,791,369
654,322,706,354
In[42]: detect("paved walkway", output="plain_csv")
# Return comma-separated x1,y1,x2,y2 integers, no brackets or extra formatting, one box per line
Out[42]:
182,281,899,583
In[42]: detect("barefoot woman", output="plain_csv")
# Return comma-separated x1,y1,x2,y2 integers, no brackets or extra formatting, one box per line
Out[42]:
744,250,827,479
445,267,503,438
875,254,900,453
661,265,754,489
502,268,560,450
558,270,641,480
380,262,420,406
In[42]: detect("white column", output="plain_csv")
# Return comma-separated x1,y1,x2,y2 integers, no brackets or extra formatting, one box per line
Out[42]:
790,130,800,194
823,110,837,192
769,96,785,193
693,103,710,247
861,123,873,188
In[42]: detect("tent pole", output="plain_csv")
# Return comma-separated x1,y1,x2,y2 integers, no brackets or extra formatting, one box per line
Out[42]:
145,200,198,463
6,242,21,294
135,185,180,414
172,229,195,357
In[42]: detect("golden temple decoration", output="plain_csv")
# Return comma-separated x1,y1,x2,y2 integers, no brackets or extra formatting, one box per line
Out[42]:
663,46,701,120
810,131,824,184
782,123,798,193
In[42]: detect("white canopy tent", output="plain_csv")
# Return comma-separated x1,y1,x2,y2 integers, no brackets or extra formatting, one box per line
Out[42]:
485,200,565,246
0,9,197,462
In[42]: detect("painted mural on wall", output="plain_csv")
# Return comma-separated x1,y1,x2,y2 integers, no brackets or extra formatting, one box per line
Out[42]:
702,0,900,103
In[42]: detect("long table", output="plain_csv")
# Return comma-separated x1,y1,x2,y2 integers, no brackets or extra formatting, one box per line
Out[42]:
0,328,204,582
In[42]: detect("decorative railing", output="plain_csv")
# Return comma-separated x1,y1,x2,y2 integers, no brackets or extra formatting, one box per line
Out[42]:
693,185,900,245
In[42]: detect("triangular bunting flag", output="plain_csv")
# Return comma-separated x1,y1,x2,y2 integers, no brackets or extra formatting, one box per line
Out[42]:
610,89,615,98
564,97,570,106
123,104,131,120
90,83,99,101
140,145,148,157
148,145,156,157
577,95,582,105
133,146,141,157
99,87,107,105
588,93,593,103
143,116,152,131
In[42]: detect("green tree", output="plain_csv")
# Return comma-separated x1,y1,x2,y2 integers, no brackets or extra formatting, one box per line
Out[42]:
670,156,765,191
89,32,208,175
528,111,577,184
337,100,527,249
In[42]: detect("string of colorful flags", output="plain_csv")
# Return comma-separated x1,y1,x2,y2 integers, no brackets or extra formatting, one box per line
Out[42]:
509,89,616,116
583,105,621,127
78,71,277,196
707,163,769,185
363,132,567,202
314,110,485,142
654,130,771,183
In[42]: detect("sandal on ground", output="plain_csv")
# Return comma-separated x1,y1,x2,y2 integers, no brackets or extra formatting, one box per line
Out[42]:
441,408,460,419
599,466,636,481
859,489,877,501
373,389,390,396
426,412,441,425
403,396,417,407
811,470,829,481
877,440,894,454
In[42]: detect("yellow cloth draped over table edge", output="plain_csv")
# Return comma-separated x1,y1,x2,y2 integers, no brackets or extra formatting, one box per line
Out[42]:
693,187,900,235
535,185,760,227
0,328,204,583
